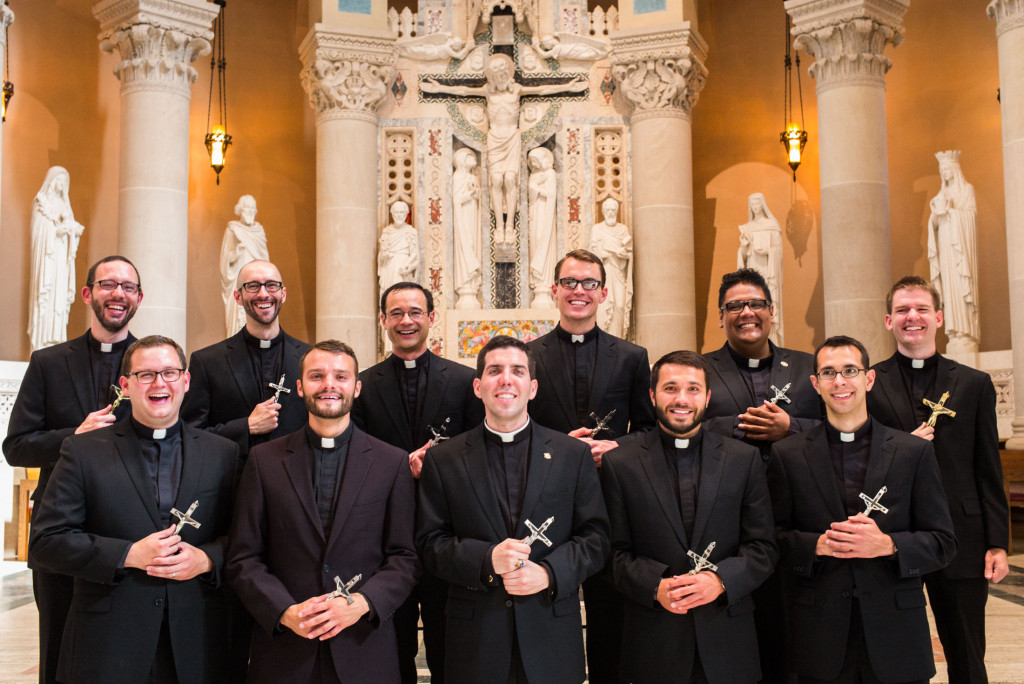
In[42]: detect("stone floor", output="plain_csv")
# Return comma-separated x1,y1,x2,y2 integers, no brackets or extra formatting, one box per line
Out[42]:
1,557,1023,683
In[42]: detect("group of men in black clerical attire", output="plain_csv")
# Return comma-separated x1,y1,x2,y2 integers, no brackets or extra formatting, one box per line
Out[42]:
4,249,1009,684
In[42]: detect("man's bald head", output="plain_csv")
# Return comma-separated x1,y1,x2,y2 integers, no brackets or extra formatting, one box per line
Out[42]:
236,259,282,289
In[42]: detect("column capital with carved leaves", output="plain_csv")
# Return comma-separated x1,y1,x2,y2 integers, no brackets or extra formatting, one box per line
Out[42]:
299,24,397,125
0,3,13,44
608,22,708,122
989,0,1024,35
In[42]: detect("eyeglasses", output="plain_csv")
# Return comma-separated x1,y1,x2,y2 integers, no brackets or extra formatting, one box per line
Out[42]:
556,277,602,291
386,309,426,323
89,279,140,295
128,368,185,384
815,367,868,381
721,298,769,313
239,280,283,294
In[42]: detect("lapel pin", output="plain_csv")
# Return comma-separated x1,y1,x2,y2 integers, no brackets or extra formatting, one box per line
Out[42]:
781,361,789,367
543,452,552,460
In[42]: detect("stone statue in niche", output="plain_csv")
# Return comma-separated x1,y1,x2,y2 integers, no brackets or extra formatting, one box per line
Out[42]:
928,150,979,353
589,197,633,337
737,192,784,346
378,200,421,294
420,54,587,244
531,33,611,62
396,34,474,62
453,148,482,309
220,194,269,337
28,166,84,351
528,147,558,308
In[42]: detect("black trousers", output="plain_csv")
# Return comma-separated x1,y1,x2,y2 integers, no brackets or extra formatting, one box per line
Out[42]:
582,575,625,684
925,573,989,684
32,569,73,684
395,571,449,683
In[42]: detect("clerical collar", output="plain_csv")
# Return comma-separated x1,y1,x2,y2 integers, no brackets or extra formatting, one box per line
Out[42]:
895,350,937,371
825,418,872,445
242,327,283,350
659,428,702,452
87,330,129,355
484,418,531,444
726,341,773,370
555,324,598,345
305,422,354,451
130,417,182,441
391,350,430,371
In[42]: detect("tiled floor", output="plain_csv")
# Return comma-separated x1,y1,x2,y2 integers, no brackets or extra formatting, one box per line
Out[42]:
1,558,1023,683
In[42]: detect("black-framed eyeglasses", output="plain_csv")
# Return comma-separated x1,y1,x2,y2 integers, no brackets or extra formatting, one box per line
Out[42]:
721,298,769,313
238,280,283,294
128,368,185,384
556,277,602,291
89,279,140,295
816,367,868,381
386,309,426,323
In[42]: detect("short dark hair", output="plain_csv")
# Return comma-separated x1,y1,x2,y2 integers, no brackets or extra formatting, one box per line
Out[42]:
651,350,709,391
475,335,536,379
813,335,870,372
554,249,606,287
87,255,141,290
300,340,359,375
380,281,434,315
885,275,941,314
717,268,770,308
121,335,186,377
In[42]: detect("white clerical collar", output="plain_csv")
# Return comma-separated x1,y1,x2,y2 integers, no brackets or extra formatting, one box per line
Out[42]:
840,432,855,443
747,358,760,368
100,342,113,353
485,418,531,443
321,437,335,448
260,339,271,349
404,359,416,369
675,438,690,449
911,358,924,369
152,428,167,440
571,334,585,344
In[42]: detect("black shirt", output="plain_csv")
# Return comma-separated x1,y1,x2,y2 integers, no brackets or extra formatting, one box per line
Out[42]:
725,342,775,440
825,420,873,517
484,422,532,537
390,351,430,435
86,331,131,410
305,423,354,534
130,417,183,526
894,351,939,426
659,428,703,542
554,324,600,431
242,327,285,404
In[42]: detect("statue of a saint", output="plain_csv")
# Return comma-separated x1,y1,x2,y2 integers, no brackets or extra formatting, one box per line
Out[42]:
453,148,482,309
589,198,633,337
737,192,784,345
420,54,587,244
928,150,979,352
220,194,270,336
28,166,84,351
531,33,611,62
378,200,421,294
396,34,474,62
528,147,558,308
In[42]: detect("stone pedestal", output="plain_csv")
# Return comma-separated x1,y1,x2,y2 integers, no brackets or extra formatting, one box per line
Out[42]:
988,0,1024,447
610,23,707,358
299,26,396,366
786,0,908,363
93,0,220,344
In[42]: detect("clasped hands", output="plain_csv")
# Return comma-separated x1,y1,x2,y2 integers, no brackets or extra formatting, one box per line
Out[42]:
657,572,725,614
816,513,895,559
125,524,211,582
492,537,550,596
737,401,791,441
282,591,370,641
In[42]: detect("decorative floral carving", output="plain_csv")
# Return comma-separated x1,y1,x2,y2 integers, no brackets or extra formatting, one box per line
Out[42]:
988,0,1024,36
299,28,397,122
610,25,708,118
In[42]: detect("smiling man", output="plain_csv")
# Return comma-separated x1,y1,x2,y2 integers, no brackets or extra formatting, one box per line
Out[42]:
867,276,1008,684
29,336,241,684
5,255,142,684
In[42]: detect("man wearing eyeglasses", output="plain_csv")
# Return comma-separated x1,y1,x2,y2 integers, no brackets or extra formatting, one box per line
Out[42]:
526,248,654,684
769,335,955,683
183,259,310,457
4,255,142,684
351,281,483,684
29,335,241,684
867,276,1008,684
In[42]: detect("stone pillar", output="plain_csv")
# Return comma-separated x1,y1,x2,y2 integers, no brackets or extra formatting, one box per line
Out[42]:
93,0,219,344
0,3,12,239
989,0,1024,447
299,26,396,365
610,23,707,358
785,0,908,363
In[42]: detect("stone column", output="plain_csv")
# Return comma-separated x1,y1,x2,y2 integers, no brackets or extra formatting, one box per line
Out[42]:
989,0,1024,447
93,0,219,344
299,26,396,365
610,23,707,358
785,0,908,363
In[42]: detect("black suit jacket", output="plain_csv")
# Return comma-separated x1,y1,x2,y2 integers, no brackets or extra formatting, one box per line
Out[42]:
526,327,654,437
415,423,610,684
181,329,310,455
867,353,1008,578
226,427,419,684
351,350,484,451
768,421,957,682
600,429,777,683
28,421,240,684
3,332,135,514
703,342,822,453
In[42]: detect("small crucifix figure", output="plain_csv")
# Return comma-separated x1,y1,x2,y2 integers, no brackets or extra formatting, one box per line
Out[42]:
170,500,201,535
589,409,616,438
269,374,291,403
923,391,956,428
525,516,554,547
768,383,792,405
859,486,889,517
687,541,718,575
330,574,363,605
110,384,129,411
428,417,452,447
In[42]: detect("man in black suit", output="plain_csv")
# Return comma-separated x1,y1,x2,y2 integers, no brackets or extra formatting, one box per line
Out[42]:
867,276,1009,683
526,248,653,683
29,335,241,684
601,350,777,683
227,340,419,684
351,281,483,683
182,259,310,457
770,335,957,683
4,255,142,684
416,335,610,684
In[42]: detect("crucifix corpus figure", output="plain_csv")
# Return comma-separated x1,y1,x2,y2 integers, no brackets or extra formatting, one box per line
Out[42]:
420,53,588,244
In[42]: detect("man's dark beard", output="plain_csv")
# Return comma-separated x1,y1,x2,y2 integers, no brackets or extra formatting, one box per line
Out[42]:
304,391,352,420
655,404,704,438
91,297,137,333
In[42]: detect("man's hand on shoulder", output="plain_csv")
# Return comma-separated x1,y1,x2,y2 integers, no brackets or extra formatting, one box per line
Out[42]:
75,404,116,434
409,440,431,479
910,422,935,441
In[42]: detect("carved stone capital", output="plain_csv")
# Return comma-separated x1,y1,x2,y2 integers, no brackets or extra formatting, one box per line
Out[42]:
785,0,909,90
988,0,1024,37
1,4,13,45
299,25,397,124
93,0,218,95
609,23,708,119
